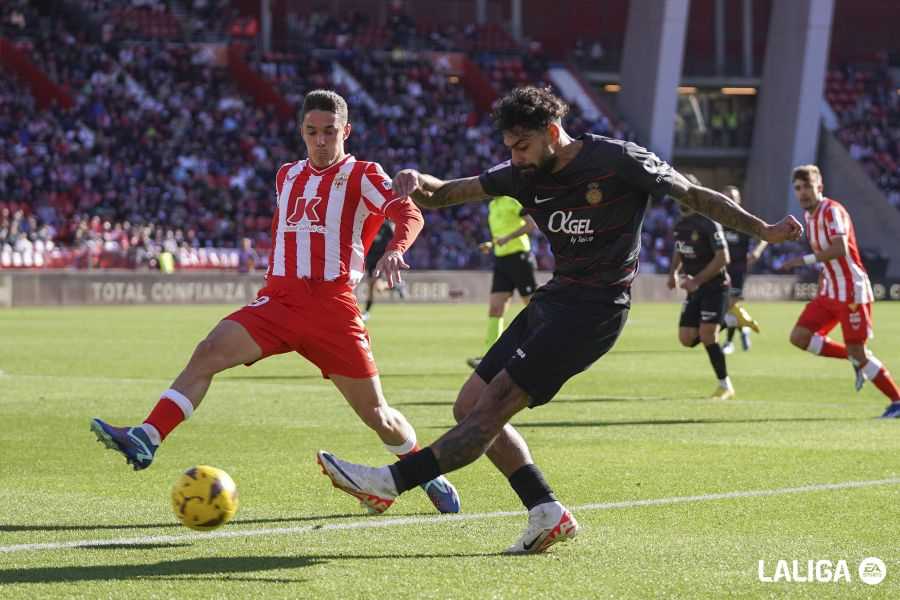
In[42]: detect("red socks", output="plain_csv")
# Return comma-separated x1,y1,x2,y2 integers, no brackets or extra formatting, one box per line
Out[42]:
863,358,900,402
144,389,194,443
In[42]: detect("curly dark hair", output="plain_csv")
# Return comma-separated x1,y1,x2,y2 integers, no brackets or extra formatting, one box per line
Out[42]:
492,86,569,132
301,89,349,123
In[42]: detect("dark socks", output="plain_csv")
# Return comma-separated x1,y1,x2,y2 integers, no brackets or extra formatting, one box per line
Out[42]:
726,326,736,342
365,298,373,312
508,464,557,510
389,447,441,493
705,343,728,380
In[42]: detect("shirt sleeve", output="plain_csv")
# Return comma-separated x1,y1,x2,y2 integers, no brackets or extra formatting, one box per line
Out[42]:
361,162,402,214
825,205,848,237
478,160,521,198
616,141,677,199
382,197,424,254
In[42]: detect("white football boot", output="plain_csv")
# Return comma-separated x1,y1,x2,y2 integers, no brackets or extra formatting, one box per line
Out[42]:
505,501,580,554
317,451,398,514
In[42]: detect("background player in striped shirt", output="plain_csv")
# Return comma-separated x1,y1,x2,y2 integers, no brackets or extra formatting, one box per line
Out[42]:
467,195,538,369
782,164,900,417
90,90,461,513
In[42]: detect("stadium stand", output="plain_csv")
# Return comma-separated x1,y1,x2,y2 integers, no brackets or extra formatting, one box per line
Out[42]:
827,59,900,212
2,0,720,276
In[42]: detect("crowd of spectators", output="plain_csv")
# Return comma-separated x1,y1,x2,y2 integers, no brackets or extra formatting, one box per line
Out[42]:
5,0,812,278
829,61,900,212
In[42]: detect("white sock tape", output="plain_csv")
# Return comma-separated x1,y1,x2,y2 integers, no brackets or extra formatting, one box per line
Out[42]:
163,388,194,419
806,334,824,355
384,434,417,456
863,357,883,380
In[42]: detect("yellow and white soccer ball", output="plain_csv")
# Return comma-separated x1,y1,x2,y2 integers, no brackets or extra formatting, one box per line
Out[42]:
171,465,239,531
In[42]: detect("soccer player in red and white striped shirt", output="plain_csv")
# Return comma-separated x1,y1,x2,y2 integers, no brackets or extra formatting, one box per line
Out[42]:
783,164,900,417
90,90,461,512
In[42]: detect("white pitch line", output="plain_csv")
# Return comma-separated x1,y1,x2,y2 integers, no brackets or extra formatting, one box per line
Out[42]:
2,477,899,554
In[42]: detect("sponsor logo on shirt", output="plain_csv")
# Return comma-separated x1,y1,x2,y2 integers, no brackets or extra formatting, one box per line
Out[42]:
548,210,595,235
285,196,326,233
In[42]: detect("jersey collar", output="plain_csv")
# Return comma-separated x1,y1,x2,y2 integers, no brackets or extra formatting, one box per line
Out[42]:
306,154,354,176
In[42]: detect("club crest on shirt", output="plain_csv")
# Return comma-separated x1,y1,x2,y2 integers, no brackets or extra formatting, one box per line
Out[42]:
586,182,603,205
334,174,347,189
691,231,700,241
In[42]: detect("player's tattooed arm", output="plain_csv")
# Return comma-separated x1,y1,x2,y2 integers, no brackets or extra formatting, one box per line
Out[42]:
393,170,487,209
669,172,803,243
669,174,767,237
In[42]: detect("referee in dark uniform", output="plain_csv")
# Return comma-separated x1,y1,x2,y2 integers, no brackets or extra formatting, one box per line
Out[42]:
669,192,735,399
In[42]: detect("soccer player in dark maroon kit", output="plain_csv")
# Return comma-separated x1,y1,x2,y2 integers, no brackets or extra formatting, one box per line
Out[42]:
317,87,802,553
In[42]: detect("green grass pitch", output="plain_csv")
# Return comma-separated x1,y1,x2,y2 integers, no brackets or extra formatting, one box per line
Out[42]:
1,301,898,598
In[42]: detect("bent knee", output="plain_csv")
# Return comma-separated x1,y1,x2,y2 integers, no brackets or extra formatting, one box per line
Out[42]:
789,328,811,349
453,375,486,422
678,332,699,347
699,332,717,346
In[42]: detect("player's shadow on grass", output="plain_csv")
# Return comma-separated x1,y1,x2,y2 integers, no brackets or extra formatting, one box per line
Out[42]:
396,395,682,407
0,556,323,584
221,372,461,382
553,395,681,403
0,512,361,533
0,553,497,584
517,417,860,428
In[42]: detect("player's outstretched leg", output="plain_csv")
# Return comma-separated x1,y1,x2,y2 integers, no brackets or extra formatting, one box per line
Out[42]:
90,319,262,470
319,370,581,553
317,450,398,514
331,374,460,514
90,419,158,471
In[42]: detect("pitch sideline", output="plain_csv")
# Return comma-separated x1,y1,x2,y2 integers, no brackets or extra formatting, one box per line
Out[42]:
2,476,899,554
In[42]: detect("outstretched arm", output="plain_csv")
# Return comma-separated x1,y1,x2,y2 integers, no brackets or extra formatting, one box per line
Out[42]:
668,173,803,243
393,170,488,209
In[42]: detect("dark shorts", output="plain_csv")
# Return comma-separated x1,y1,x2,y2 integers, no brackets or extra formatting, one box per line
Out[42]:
491,252,537,296
679,285,729,328
475,292,628,407
727,267,745,299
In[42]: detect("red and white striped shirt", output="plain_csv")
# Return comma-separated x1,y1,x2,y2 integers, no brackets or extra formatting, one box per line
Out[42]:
804,197,873,304
264,155,423,289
